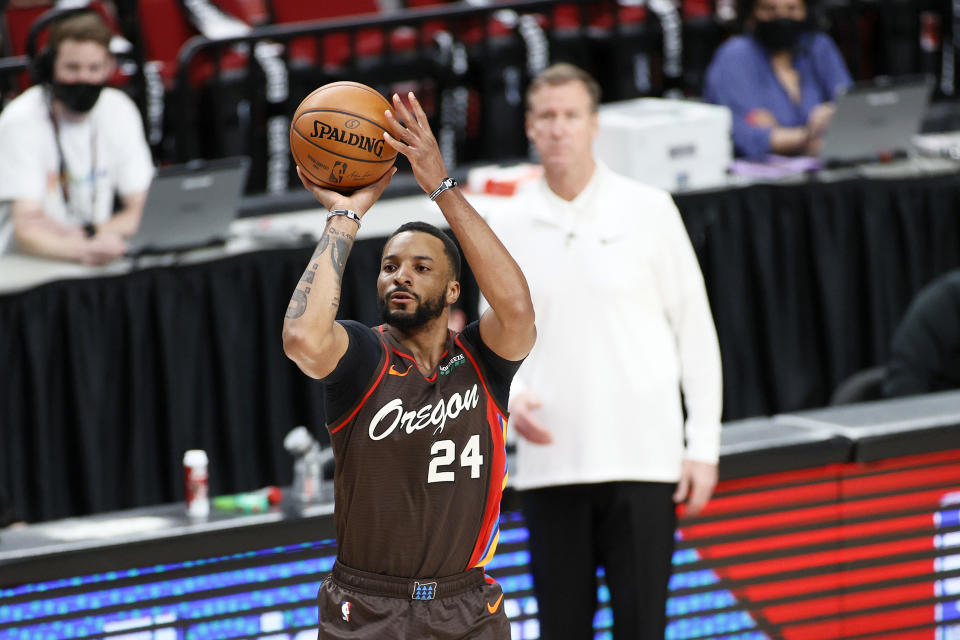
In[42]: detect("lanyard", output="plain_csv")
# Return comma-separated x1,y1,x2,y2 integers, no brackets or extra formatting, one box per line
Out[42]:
47,99,98,224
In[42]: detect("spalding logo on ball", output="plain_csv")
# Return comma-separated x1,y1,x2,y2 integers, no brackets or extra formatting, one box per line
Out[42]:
290,81,398,192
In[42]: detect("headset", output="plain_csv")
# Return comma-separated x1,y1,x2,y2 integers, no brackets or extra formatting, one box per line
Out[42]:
26,5,105,86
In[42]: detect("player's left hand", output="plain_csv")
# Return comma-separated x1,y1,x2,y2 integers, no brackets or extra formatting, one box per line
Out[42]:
673,459,718,517
382,91,447,196
297,165,395,219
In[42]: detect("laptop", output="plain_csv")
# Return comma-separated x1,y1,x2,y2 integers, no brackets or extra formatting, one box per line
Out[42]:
819,76,933,167
128,157,250,255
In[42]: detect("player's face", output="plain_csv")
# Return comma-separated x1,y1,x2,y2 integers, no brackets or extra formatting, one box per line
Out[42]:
753,0,806,21
378,232,457,330
526,80,598,174
53,39,114,85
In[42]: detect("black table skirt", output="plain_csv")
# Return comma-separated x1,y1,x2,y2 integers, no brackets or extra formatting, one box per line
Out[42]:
3,173,960,522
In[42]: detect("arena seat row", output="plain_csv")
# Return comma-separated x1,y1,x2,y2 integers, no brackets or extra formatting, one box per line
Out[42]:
2,0,955,198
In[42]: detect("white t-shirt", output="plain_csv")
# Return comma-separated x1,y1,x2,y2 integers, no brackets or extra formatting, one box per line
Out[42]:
484,162,723,489
0,85,154,254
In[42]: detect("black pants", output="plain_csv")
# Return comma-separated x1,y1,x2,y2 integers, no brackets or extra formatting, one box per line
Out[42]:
521,481,677,640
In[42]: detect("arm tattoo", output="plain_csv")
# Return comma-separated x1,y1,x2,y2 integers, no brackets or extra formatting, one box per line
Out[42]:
315,228,354,277
329,234,351,276
286,227,355,319
285,289,308,319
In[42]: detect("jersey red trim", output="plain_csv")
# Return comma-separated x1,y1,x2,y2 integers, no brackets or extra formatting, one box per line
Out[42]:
329,335,390,434
388,344,448,383
457,335,509,569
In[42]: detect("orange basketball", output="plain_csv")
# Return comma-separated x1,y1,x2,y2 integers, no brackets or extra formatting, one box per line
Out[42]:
289,81,398,192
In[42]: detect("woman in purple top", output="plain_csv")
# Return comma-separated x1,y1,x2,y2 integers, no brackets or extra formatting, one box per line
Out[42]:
703,0,852,159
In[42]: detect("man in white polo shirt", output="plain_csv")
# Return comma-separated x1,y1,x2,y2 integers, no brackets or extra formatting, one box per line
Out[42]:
485,63,723,639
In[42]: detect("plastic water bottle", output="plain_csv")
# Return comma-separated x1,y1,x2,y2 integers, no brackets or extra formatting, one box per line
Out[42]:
283,427,325,504
183,449,210,518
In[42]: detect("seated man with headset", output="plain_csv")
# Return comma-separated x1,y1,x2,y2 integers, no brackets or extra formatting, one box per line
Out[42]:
0,8,154,264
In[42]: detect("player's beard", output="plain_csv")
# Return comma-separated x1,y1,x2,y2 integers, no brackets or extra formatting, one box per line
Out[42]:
378,287,447,329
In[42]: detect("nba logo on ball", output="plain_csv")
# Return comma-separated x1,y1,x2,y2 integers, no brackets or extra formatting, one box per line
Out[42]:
341,600,351,622
290,81,398,193
330,161,347,184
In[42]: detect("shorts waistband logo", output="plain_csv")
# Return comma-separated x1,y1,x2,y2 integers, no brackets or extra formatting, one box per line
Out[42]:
412,581,437,600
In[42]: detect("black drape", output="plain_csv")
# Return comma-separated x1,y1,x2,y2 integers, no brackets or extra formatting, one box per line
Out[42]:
678,173,960,418
3,173,960,522
1,241,386,523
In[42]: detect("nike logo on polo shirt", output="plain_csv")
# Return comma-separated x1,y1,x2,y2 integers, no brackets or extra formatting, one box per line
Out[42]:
486,593,504,614
388,364,413,376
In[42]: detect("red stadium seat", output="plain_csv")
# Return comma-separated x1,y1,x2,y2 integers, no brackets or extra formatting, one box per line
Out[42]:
4,3,51,57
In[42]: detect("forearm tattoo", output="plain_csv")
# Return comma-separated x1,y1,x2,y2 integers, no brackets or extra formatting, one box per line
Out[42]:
285,227,355,319
285,289,308,319
315,227,352,276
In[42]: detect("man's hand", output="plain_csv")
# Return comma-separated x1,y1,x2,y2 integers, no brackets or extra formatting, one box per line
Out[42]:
296,165,395,217
508,390,553,444
382,92,447,195
673,459,718,517
81,230,128,266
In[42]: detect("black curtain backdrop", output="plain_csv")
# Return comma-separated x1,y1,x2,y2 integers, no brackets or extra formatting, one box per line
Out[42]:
2,173,960,523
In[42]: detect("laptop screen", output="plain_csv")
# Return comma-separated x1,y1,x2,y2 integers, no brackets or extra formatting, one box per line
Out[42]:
819,77,933,166
128,157,250,255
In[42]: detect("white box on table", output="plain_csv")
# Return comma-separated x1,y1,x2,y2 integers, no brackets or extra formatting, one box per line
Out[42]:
594,98,732,192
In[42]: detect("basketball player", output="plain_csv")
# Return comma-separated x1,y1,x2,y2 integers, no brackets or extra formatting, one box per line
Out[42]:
282,91,536,639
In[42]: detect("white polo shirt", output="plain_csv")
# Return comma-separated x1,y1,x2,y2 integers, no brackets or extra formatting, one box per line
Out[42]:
484,161,722,489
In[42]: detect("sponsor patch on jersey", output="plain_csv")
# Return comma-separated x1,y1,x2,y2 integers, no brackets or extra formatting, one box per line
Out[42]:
438,353,465,376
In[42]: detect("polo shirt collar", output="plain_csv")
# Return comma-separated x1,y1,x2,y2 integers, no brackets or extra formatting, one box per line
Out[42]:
533,161,608,226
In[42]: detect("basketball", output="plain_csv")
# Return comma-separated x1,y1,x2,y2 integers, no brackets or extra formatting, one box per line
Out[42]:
289,81,398,192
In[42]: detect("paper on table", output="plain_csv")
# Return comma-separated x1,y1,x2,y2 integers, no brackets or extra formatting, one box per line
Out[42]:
730,155,822,179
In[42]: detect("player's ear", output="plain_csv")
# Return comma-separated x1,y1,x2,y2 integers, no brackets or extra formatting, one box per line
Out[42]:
446,280,460,305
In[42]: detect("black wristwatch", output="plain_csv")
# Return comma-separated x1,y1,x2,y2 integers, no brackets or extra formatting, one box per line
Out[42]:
429,177,458,201
82,223,97,238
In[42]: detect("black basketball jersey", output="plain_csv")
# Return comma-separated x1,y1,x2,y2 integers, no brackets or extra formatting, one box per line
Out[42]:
326,323,512,579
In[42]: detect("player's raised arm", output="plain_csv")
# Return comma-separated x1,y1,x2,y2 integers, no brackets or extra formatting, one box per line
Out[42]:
281,167,395,379
383,92,536,361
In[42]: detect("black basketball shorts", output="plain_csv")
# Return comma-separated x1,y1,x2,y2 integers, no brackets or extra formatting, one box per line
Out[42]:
316,561,510,639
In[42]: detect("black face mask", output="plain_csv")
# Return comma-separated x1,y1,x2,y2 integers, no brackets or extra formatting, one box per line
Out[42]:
752,18,808,52
50,81,104,113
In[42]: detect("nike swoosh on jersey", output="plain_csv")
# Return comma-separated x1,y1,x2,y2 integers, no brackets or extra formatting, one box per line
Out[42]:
388,364,413,376
486,593,504,614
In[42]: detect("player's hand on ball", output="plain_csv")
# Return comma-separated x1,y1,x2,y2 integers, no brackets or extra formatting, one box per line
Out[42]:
383,92,447,196
297,165,396,218
508,391,553,445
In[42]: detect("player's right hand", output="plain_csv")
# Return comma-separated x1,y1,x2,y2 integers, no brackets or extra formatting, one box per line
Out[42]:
508,391,553,445
296,165,396,218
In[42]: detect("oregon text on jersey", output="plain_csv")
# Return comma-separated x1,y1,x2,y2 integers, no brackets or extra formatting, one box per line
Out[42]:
367,384,480,440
